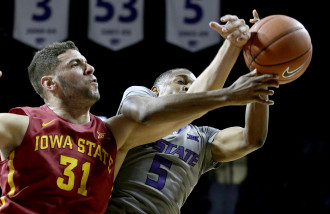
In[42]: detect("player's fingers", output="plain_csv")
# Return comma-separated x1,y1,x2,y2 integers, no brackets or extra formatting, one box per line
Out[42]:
236,31,251,42
209,21,224,34
244,69,258,77
0,71,2,78
255,98,275,105
227,24,249,39
255,76,280,88
209,21,247,42
224,18,246,32
250,9,260,23
251,81,279,92
267,80,280,88
254,92,275,105
244,70,279,89
256,89,275,96
253,9,259,20
238,24,250,34
220,14,239,23
254,72,279,80
259,74,279,81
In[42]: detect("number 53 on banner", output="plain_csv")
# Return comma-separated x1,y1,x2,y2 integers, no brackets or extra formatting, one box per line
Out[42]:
88,0,144,51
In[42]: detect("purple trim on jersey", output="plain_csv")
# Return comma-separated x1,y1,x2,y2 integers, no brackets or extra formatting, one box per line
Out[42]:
176,125,188,134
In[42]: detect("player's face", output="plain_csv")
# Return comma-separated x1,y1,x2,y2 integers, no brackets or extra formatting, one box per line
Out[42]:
158,69,196,96
54,49,100,104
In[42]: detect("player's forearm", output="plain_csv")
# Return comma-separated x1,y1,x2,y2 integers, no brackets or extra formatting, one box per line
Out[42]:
188,39,242,93
122,71,277,126
121,90,232,125
244,99,269,148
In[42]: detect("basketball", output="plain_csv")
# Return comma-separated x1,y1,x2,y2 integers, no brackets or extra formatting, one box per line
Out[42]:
243,14,312,84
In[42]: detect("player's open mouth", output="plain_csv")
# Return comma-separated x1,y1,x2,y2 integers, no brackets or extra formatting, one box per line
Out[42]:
90,78,98,86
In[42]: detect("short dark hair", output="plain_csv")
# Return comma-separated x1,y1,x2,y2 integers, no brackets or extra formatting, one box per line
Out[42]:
153,68,190,86
153,69,174,87
28,41,79,98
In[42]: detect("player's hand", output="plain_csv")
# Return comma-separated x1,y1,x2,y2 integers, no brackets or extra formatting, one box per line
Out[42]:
209,14,250,48
224,69,279,105
250,9,260,24
0,71,2,78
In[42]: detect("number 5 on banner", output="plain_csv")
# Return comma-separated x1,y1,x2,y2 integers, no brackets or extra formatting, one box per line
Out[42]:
166,0,221,52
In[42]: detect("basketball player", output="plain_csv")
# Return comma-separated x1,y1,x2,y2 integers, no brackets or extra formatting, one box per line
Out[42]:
0,16,279,213
106,10,279,213
0,41,196,213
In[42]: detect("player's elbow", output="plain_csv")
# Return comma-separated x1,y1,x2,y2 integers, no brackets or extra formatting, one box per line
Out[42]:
121,96,163,125
244,130,268,150
191,111,208,121
242,138,265,155
136,112,154,124
120,98,152,124
122,107,151,124
253,138,266,149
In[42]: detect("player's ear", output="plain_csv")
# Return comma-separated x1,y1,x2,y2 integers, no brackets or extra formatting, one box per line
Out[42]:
151,86,160,96
41,76,56,91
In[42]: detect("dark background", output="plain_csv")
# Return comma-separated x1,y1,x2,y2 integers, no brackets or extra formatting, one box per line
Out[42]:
0,1,328,213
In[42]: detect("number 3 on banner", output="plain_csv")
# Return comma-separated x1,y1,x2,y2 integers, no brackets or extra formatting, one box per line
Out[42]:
13,0,69,49
32,0,52,21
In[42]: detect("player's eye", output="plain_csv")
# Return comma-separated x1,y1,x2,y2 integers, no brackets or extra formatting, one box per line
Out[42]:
71,61,80,68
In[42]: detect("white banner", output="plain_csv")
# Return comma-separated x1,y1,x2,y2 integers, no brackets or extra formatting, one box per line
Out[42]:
13,0,69,49
166,0,221,52
88,0,144,51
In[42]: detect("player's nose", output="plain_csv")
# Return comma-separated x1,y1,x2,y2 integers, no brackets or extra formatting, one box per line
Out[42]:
183,84,190,92
85,63,95,75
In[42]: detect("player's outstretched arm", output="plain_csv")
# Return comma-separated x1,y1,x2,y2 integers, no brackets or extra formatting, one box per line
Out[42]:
105,70,279,151
210,96,271,163
107,70,278,178
188,13,251,93
210,97,272,163
0,71,29,160
209,9,273,163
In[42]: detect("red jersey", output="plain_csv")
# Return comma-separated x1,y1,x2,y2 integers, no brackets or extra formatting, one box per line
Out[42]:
0,105,117,214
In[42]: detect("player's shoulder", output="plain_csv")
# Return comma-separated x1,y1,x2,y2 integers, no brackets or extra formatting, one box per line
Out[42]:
0,112,29,123
9,105,50,118
191,124,220,136
123,86,156,98
125,85,149,91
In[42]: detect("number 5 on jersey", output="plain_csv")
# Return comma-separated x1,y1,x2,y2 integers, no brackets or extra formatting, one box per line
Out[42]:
145,155,172,190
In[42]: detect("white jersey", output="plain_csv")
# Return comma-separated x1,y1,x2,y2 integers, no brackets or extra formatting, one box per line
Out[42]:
107,86,221,214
